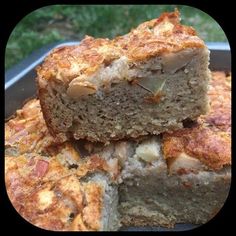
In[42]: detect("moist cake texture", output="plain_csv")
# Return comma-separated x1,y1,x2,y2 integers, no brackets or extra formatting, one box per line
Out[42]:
119,71,231,227
5,71,231,230
36,10,211,143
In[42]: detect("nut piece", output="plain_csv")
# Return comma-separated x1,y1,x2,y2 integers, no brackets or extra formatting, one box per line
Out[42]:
162,49,196,74
67,80,97,98
136,77,167,96
168,152,205,175
154,20,174,36
37,188,55,211
135,138,161,163
114,141,134,166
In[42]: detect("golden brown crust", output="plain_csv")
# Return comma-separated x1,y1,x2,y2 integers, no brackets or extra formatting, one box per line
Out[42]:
5,99,60,155
5,99,118,231
114,10,203,61
37,10,205,83
5,152,107,231
200,71,231,133
163,72,231,170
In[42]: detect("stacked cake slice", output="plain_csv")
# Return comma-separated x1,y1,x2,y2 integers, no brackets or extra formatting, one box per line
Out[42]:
36,10,210,143
5,10,231,231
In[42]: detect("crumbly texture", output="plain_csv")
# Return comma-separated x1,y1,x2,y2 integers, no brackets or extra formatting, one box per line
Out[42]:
37,10,210,143
81,135,230,228
5,71,231,230
5,100,120,231
118,71,231,227
118,138,230,227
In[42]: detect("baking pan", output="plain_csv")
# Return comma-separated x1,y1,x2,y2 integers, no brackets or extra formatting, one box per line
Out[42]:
4,41,231,231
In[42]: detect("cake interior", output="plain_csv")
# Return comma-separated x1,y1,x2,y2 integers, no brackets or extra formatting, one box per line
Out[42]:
39,47,210,142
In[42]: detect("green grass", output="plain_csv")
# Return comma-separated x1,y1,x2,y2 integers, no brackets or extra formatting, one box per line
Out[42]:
5,5,228,69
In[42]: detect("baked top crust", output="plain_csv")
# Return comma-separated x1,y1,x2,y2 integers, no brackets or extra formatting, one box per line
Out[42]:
5,99,63,156
163,71,231,170
5,100,119,231
5,154,105,231
37,10,205,84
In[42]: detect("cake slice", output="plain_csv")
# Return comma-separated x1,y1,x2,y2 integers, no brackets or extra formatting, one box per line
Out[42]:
119,71,231,227
118,138,230,228
5,71,230,230
37,10,211,143
5,153,120,231
77,71,231,227
5,99,120,231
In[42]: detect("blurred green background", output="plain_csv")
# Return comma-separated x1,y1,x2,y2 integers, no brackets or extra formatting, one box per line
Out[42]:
5,5,228,70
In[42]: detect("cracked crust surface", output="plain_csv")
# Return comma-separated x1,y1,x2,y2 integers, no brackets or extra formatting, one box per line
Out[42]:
37,10,204,83
5,100,119,231
5,99,56,155
5,154,104,231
